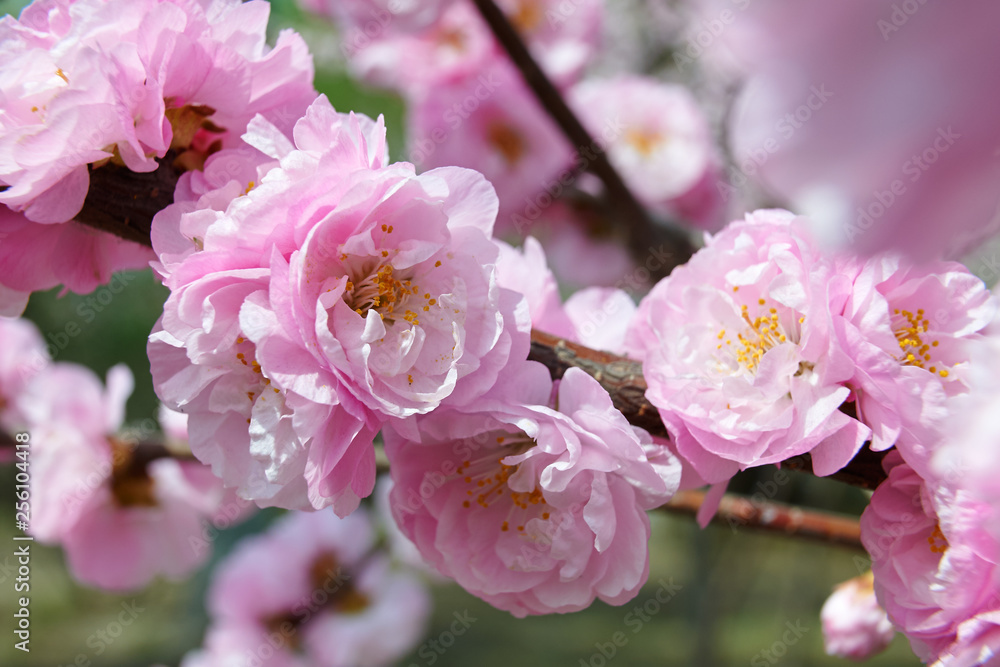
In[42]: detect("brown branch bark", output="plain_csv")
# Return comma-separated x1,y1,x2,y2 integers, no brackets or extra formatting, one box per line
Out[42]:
661,490,864,550
470,0,694,279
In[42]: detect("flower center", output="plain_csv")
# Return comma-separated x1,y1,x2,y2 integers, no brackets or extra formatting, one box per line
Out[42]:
233,335,281,423
455,432,550,534
927,524,948,555
509,0,543,33
714,295,798,375
109,438,157,508
341,258,431,326
487,120,527,166
892,308,949,378
625,127,664,158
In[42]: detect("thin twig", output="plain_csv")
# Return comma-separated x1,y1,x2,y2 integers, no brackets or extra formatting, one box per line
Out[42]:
470,0,694,278
661,490,864,550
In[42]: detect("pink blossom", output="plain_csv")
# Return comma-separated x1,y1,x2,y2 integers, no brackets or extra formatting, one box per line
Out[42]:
628,210,869,484
494,0,603,87
570,76,723,230
727,0,1000,260
150,95,528,515
836,255,995,474
932,330,1000,547
344,1,494,94
494,236,574,338
821,571,895,661
386,362,681,617
0,317,50,431
408,61,573,234
494,235,638,355
22,362,228,590
203,508,431,667
0,0,315,296
301,0,452,35
861,454,1000,664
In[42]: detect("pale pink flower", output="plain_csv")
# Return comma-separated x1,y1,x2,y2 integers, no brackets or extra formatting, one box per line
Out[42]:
836,255,995,474
22,362,227,590
0,0,315,295
628,210,869,484
932,331,1000,547
408,61,573,234
495,0,603,87
494,236,574,338
344,0,494,93
204,508,431,667
0,317,50,431
821,571,895,661
150,95,528,515
494,235,638,355
570,76,723,230
301,0,452,35
861,453,1000,665
727,0,1000,260
386,362,681,617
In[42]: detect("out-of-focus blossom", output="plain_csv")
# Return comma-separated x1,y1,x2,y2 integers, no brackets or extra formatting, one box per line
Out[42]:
627,210,869,484
495,0,603,87
344,1,493,94
933,329,1000,545
408,61,573,235
0,0,315,296
861,453,1000,664
301,0,453,35
821,571,895,661
0,316,49,431
727,0,1000,260
570,76,724,230
198,508,431,667
526,201,635,291
386,362,681,617
150,95,528,516
22,362,228,590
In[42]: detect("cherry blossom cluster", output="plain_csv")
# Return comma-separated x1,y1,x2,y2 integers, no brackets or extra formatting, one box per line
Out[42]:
627,209,995,495
0,0,315,308
0,316,248,590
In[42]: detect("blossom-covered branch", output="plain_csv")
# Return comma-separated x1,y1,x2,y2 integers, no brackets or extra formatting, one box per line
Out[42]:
527,329,890,490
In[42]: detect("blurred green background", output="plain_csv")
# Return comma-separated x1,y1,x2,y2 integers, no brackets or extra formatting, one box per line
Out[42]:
0,0,921,665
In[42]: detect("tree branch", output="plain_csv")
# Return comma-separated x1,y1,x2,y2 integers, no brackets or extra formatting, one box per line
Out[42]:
661,490,864,550
469,0,694,279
